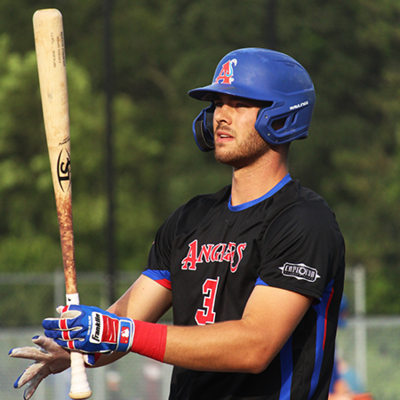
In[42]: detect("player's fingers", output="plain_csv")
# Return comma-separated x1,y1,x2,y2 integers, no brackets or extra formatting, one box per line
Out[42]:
43,325,83,342
13,373,23,389
72,340,112,355
23,371,47,400
50,337,77,351
56,305,69,315
60,308,82,320
13,362,45,389
43,328,68,341
42,317,64,330
56,338,101,354
31,335,58,353
14,371,27,389
59,304,83,313
61,337,99,353
8,346,46,361
42,315,80,331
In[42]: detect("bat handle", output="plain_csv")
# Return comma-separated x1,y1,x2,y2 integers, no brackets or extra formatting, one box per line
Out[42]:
67,293,92,399
69,352,92,399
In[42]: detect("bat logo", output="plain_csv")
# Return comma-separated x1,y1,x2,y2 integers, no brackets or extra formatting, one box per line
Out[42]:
57,148,71,192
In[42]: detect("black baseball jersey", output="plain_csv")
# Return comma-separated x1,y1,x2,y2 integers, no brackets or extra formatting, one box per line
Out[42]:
143,175,345,400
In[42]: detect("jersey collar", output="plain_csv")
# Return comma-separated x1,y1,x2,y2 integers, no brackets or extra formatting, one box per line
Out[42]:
228,173,292,212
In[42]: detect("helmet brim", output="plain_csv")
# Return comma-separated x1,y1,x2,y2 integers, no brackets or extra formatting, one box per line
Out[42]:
188,84,268,102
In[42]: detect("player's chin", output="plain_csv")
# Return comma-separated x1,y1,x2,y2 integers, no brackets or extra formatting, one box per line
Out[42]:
214,149,255,169
214,146,238,166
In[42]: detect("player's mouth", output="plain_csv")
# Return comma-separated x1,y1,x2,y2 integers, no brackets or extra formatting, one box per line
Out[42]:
215,129,234,143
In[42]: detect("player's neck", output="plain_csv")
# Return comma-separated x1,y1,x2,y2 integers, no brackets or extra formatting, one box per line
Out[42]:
230,150,289,206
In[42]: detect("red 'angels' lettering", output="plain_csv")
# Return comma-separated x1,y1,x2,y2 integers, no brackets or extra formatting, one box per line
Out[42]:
214,59,237,84
181,240,247,273
195,277,219,325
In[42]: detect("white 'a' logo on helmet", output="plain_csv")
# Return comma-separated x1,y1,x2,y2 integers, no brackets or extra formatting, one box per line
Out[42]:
214,59,237,85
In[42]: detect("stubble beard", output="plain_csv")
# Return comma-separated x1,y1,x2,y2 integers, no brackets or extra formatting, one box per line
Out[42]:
214,126,270,169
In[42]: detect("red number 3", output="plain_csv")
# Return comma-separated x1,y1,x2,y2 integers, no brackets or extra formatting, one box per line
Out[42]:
195,277,220,325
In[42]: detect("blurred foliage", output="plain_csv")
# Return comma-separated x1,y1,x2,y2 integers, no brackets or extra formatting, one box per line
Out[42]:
0,0,399,314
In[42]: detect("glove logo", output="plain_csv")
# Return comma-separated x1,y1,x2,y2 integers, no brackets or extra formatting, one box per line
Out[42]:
120,327,130,344
89,312,103,344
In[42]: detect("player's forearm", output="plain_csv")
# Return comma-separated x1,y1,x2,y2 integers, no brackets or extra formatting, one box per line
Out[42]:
163,319,280,374
44,285,311,374
162,287,312,373
86,275,172,369
90,319,275,372
108,274,172,322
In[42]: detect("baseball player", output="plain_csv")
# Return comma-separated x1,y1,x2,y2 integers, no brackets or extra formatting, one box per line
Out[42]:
10,48,345,400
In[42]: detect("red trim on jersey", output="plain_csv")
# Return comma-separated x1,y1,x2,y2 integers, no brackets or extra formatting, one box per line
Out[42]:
323,287,334,351
155,278,172,290
130,320,167,362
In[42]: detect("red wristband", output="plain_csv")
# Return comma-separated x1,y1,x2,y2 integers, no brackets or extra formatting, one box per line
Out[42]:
130,320,167,362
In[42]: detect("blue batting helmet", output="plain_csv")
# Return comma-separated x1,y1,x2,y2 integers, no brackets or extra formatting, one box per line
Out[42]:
188,48,316,151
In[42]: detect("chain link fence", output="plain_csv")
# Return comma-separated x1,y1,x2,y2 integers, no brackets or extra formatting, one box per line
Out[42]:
335,316,400,400
1,326,173,400
1,268,399,399
0,270,173,400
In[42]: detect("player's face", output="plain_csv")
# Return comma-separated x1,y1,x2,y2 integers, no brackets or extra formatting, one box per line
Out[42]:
212,94,269,169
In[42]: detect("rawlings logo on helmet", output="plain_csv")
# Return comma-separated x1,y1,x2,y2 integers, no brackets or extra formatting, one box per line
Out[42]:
214,59,237,84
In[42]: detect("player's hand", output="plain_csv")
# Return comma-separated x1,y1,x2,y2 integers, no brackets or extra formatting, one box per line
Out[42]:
9,335,71,400
43,304,135,354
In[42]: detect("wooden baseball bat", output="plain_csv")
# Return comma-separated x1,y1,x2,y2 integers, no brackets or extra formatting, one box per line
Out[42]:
33,9,92,399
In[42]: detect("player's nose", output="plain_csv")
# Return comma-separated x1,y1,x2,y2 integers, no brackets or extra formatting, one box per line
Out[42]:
214,104,233,125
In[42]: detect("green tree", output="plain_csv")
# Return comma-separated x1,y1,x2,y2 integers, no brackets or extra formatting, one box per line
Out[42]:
0,0,400,314
276,0,400,313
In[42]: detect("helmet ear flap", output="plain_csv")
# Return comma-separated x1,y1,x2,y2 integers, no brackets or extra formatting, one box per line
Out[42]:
192,105,215,151
255,100,313,145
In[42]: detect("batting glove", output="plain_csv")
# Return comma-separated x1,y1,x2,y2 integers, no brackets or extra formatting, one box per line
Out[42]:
9,335,71,400
43,305,135,354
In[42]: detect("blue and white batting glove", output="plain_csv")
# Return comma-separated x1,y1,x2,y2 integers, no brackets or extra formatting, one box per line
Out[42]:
42,305,134,354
